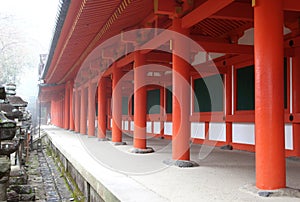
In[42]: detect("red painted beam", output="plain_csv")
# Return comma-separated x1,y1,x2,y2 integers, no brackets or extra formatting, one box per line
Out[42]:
284,0,300,11
146,51,172,63
197,41,254,54
116,53,134,68
140,30,171,54
211,2,253,21
182,0,234,28
40,84,65,92
192,54,254,75
285,35,300,48
154,0,177,16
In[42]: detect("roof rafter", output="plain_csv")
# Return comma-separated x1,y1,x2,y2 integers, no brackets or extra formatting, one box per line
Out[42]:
182,0,234,28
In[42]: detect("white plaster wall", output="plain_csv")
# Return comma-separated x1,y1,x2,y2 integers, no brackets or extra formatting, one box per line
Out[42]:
124,121,129,130
153,122,161,134
130,121,134,131
285,124,293,150
232,123,294,149
232,123,255,145
164,122,172,135
146,121,152,133
191,122,205,139
209,122,226,142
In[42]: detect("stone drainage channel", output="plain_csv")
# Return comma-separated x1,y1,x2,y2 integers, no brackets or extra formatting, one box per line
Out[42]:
37,148,73,201
8,145,83,202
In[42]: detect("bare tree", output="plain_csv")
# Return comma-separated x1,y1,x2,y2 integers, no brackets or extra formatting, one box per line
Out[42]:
0,14,33,85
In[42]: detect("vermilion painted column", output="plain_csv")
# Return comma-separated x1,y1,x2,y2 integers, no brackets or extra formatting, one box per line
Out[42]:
172,18,191,161
61,98,64,128
292,48,300,157
56,100,59,126
80,87,87,135
64,83,70,129
51,100,54,125
54,101,57,126
88,82,96,137
53,101,56,126
160,86,164,137
133,51,147,149
98,77,107,139
225,66,232,146
69,81,75,130
74,88,80,133
112,65,123,143
59,98,63,128
56,100,58,126
254,0,285,189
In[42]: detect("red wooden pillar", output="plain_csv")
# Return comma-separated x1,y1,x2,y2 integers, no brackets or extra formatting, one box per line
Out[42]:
51,100,54,125
254,0,285,189
61,98,64,127
88,82,96,137
160,86,165,137
172,18,191,161
133,51,147,149
74,88,80,133
112,65,124,143
57,100,59,126
69,81,75,130
98,77,107,140
80,87,87,135
64,83,70,129
292,48,300,156
57,100,60,127
51,101,54,125
60,98,64,128
56,100,59,126
225,66,232,146
54,100,57,126
57,100,60,126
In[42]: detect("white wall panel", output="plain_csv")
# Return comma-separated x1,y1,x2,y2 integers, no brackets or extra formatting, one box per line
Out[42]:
209,122,226,141
232,123,255,145
146,121,152,133
285,124,293,150
124,121,129,130
191,122,205,139
164,122,172,135
130,121,134,131
153,122,161,134
121,120,124,130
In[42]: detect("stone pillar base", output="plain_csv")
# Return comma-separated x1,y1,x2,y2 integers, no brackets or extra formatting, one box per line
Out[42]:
98,137,109,141
163,159,199,168
241,184,300,198
130,147,154,154
220,145,233,150
112,141,127,146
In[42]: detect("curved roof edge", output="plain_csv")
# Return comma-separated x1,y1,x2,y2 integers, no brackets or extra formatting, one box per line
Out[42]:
41,0,71,81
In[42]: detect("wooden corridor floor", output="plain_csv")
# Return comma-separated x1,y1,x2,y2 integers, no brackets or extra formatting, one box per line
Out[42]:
42,125,300,202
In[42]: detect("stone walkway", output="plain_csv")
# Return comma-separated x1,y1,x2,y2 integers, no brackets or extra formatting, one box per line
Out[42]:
43,125,300,202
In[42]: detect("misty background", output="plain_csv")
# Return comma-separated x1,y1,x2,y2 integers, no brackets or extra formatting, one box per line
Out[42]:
0,0,60,122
